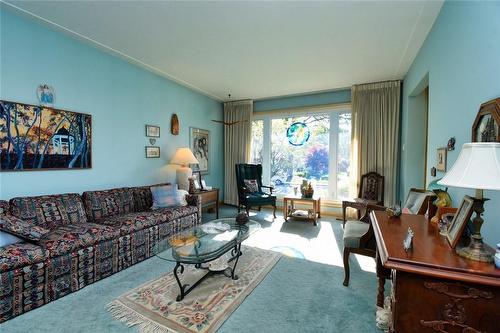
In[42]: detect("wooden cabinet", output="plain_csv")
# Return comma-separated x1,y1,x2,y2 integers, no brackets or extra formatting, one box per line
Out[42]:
371,211,500,333
194,188,219,218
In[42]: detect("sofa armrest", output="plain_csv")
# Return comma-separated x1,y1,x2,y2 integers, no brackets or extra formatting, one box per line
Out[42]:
186,194,202,223
0,214,50,242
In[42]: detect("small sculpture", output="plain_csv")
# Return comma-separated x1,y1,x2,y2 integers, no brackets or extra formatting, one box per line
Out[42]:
301,182,314,198
235,212,249,225
386,205,402,218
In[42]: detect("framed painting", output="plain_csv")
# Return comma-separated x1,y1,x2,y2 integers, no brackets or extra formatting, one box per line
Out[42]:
145,125,160,138
0,100,92,171
446,195,474,249
190,127,209,174
145,146,160,158
436,147,447,172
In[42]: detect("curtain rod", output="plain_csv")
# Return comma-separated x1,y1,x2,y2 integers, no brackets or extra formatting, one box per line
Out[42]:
352,79,402,88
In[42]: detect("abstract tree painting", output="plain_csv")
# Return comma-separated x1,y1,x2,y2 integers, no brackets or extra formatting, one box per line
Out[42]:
0,100,92,171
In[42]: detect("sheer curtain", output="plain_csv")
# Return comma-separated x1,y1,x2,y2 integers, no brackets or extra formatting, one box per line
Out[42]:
350,81,401,206
223,100,253,206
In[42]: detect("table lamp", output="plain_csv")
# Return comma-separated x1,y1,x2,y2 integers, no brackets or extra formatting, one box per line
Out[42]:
438,142,500,262
170,147,199,191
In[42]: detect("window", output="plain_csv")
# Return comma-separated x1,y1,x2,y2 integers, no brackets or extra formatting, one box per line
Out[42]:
250,108,351,201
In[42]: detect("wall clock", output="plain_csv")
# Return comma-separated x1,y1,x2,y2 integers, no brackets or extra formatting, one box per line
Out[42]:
471,98,500,142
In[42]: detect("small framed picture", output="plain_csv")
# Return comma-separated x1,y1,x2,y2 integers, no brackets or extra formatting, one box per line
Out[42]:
192,173,201,190
201,179,207,189
446,195,474,248
145,146,160,158
436,147,447,172
145,125,160,138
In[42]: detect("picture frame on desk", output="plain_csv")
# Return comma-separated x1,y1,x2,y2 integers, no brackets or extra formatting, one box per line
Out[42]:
446,195,474,248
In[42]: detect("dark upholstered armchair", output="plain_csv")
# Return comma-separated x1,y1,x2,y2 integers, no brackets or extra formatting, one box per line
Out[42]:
342,172,384,228
235,164,277,218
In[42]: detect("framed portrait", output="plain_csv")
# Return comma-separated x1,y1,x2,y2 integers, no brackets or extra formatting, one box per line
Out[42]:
190,127,209,174
446,195,474,248
436,147,447,172
145,146,160,158
1,100,92,171
145,125,160,138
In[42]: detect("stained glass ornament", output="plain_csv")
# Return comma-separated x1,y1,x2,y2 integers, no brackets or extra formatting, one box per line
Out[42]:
287,122,310,146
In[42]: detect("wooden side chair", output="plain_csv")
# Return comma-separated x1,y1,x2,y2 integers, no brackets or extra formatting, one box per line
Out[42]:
342,172,384,228
342,203,386,286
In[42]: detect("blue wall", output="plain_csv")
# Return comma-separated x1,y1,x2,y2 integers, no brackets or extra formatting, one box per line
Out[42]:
0,8,224,199
254,89,351,112
401,1,500,245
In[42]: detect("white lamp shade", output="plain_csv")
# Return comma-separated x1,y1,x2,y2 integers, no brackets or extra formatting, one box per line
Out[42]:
438,142,500,190
170,147,199,166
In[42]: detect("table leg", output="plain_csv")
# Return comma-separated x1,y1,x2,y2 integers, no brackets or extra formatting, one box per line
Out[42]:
283,199,287,221
317,198,321,218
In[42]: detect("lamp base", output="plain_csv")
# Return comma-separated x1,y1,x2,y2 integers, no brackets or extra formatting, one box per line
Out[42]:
457,236,494,263
176,166,192,191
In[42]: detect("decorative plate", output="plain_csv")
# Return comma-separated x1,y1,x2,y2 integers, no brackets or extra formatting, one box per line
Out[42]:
286,122,310,146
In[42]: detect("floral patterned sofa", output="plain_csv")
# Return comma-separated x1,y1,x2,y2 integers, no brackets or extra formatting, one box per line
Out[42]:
0,184,201,322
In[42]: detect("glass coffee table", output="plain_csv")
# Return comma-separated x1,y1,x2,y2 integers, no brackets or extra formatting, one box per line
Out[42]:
153,218,260,301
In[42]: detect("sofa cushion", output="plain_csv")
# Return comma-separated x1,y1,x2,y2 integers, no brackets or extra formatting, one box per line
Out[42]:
158,205,199,221
38,223,118,257
0,242,47,273
9,193,87,230
96,211,167,236
132,183,171,212
0,214,50,242
343,220,370,249
83,188,136,222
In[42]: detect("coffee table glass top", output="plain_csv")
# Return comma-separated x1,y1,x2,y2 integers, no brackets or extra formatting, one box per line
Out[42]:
153,218,260,264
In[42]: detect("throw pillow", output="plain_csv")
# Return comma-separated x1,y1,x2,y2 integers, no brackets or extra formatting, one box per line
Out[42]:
244,179,259,193
177,189,189,207
0,231,22,247
0,214,50,242
151,185,181,209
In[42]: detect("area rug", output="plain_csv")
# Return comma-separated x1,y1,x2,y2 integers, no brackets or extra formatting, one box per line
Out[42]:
107,246,281,333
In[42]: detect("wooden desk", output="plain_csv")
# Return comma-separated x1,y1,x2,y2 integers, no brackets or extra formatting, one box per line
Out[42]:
371,211,500,333
194,188,219,219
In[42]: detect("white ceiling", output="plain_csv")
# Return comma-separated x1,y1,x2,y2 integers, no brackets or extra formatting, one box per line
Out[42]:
5,1,443,101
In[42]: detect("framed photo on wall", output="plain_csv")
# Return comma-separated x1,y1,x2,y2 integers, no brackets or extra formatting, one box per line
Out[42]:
446,195,474,248
145,125,160,138
190,127,210,174
436,147,447,172
145,146,160,158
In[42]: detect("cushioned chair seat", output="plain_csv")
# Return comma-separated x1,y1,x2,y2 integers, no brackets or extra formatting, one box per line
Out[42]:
245,192,276,205
343,220,370,249
38,223,119,257
0,242,47,272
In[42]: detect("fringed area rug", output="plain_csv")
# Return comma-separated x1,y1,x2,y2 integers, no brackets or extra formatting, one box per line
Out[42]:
107,246,281,333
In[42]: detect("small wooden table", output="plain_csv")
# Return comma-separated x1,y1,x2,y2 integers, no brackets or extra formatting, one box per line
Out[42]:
283,195,321,226
194,188,219,219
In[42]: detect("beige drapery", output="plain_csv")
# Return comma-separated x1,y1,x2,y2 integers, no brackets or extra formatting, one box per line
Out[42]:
350,80,401,206
223,100,253,206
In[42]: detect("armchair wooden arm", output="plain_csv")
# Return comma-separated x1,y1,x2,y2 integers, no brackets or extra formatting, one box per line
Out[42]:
342,200,369,227
260,185,274,194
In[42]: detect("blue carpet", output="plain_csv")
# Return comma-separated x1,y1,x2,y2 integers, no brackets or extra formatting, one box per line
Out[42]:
0,206,381,333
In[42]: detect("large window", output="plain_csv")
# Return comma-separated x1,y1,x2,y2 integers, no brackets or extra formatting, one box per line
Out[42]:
250,108,351,201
